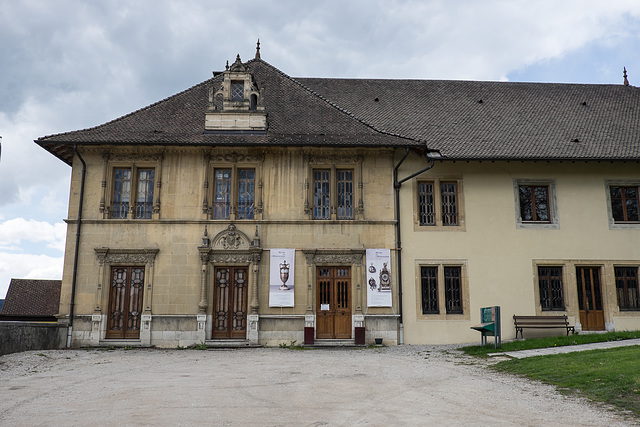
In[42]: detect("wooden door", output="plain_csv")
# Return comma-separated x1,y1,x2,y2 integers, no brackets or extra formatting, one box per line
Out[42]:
576,267,605,331
106,267,145,339
316,267,351,339
212,267,248,339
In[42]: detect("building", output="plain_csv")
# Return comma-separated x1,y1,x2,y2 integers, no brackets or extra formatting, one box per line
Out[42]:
36,45,640,347
0,279,62,322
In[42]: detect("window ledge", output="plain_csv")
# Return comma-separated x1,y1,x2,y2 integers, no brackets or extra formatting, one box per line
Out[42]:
609,221,640,230
516,220,559,230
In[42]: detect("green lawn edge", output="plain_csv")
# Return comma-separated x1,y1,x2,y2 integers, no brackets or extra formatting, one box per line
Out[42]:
460,331,640,357
460,331,640,419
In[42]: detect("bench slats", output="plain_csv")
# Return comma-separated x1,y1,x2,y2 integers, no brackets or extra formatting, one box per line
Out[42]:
513,315,575,339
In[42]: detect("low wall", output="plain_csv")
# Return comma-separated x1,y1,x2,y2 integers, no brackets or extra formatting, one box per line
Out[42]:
0,322,67,356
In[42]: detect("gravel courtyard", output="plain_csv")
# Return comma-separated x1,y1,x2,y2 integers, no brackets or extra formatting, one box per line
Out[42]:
0,345,635,426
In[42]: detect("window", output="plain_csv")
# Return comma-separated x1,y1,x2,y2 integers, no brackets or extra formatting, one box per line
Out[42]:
336,169,354,219
420,267,438,314
230,81,244,101
111,167,155,219
610,186,639,223
418,264,465,316
313,168,354,220
615,267,640,310
519,185,549,222
213,167,255,220
538,266,565,310
444,267,462,314
314,169,330,219
514,180,557,228
418,180,461,227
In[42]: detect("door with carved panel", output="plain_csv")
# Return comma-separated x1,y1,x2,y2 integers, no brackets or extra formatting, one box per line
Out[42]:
316,267,351,339
106,267,145,339
212,267,249,339
576,266,605,331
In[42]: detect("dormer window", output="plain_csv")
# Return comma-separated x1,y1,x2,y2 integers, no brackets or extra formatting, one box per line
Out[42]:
205,54,267,133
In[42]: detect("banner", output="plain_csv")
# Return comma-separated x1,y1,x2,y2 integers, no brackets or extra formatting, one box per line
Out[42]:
366,248,392,307
269,249,295,307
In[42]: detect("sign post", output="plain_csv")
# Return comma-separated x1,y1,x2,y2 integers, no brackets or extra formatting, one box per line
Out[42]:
471,306,501,348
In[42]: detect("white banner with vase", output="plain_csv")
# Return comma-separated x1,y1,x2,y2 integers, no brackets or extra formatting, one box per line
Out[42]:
269,248,295,307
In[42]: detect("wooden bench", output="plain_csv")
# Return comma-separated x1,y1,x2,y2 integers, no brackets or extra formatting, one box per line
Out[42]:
513,315,575,339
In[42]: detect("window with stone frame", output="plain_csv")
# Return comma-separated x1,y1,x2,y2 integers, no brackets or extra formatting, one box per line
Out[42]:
418,180,461,226
419,264,464,315
519,185,550,222
213,167,255,220
313,168,354,220
537,266,565,311
514,180,558,229
615,266,640,310
610,185,640,223
111,167,155,219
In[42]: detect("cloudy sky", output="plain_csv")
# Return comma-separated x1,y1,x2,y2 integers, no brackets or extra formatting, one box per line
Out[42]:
1,0,640,298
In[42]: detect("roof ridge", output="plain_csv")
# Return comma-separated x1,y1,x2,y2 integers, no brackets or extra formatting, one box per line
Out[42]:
36,77,217,142
251,59,422,145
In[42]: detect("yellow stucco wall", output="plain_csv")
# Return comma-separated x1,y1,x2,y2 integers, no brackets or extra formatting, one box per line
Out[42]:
399,157,640,344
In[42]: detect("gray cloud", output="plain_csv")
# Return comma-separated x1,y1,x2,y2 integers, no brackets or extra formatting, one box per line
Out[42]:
2,0,640,295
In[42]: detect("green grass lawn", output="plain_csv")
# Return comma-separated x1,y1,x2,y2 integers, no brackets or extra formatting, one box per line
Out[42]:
491,346,640,417
460,330,640,357
460,331,640,418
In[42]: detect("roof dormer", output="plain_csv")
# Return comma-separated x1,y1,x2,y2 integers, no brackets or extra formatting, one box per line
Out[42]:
205,54,267,133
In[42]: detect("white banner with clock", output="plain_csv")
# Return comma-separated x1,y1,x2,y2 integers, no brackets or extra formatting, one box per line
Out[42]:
366,248,392,307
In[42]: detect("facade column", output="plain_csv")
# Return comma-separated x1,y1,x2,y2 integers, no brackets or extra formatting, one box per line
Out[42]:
197,247,210,341
92,248,108,345
304,253,315,344
99,152,109,218
140,250,156,346
198,247,210,314
247,251,261,344
250,253,260,314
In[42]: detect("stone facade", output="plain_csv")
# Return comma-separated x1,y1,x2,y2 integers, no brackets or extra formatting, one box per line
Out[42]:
58,146,398,347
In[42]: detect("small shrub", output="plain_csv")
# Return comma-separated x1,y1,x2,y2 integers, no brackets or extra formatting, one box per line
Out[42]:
191,342,208,350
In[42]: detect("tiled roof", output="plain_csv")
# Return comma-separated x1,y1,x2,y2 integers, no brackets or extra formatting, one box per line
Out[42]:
37,58,640,164
36,60,417,165
298,78,640,160
0,279,61,318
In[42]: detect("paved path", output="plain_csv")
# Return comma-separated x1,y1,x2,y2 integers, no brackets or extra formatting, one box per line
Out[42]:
489,338,640,359
0,345,636,426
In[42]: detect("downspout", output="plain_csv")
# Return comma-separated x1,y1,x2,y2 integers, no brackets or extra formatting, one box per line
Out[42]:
67,145,86,347
393,147,436,345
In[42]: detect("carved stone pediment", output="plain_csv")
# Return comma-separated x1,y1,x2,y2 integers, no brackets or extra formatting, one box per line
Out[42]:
203,224,262,264
303,249,364,266
212,224,250,250
94,248,159,266
306,153,363,165
208,150,264,163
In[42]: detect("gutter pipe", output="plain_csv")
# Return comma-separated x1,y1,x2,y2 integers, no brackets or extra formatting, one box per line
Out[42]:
67,145,86,347
393,147,437,345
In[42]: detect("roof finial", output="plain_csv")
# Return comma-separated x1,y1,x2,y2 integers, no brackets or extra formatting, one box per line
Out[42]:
255,39,261,60
623,67,629,86
225,60,229,71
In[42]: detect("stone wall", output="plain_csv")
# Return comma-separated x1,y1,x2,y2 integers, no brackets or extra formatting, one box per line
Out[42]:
0,322,67,356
